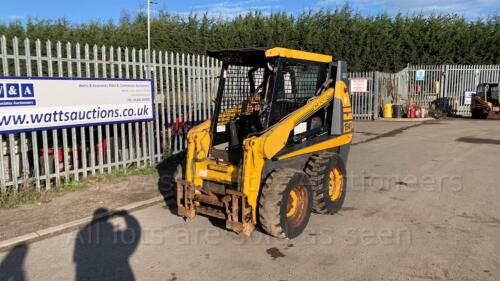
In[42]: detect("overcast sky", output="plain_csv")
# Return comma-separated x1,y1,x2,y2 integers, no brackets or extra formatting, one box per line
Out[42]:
2,0,498,24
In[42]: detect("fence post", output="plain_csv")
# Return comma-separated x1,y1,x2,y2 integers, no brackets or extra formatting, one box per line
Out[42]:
148,49,156,165
9,38,20,191
440,65,448,113
474,69,480,88
373,71,379,120
0,36,6,193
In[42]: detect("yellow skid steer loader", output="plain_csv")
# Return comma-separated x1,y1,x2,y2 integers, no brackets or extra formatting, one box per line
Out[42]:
176,47,353,238
471,83,500,119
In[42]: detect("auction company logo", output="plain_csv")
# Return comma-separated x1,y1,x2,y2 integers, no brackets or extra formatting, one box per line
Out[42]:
0,82,36,107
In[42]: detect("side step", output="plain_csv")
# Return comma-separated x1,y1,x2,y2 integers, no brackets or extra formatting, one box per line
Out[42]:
176,179,254,236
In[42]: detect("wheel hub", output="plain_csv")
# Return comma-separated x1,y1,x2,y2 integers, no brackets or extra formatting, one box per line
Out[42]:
328,168,343,201
287,190,298,217
286,186,308,227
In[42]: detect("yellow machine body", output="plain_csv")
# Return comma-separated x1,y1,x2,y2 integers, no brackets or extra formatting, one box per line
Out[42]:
177,47,353,236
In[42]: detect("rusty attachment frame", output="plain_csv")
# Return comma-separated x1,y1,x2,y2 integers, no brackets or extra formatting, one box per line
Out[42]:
177,179,254,236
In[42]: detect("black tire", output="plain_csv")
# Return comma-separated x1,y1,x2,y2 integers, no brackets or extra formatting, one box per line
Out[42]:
306,152,347,214
471,109,487,119
259,168,313,239
173,163,184,182
165,159,184,201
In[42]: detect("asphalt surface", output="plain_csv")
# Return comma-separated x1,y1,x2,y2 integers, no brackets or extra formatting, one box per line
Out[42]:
1,119,499,281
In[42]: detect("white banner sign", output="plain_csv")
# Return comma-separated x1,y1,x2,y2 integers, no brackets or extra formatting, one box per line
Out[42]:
464,91,475,105
0,77,154,133
350,79,368,93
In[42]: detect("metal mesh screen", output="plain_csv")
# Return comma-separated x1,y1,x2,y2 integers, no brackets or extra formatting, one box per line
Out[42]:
217,65,265,125
222,66,265,109
268,62,326,126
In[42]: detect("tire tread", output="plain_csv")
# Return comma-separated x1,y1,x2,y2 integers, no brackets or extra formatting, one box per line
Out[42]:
259,168,300,238
305,151,335,214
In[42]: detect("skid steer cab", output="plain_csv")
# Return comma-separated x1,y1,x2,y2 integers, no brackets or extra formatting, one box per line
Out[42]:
471,83,500,119
176,47,353,239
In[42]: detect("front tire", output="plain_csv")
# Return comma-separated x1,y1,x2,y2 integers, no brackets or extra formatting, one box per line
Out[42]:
259,168,313,239
167,159,185,201
471,108,488,119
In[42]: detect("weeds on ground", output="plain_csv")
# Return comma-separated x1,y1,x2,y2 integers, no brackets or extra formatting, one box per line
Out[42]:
0,166,157,209
0,189,44,209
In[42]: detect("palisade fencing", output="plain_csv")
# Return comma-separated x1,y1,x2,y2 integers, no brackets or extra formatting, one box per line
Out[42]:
406,65,442,107
441,65,500,116
374,70,407,114
348,72,375,120
1,35,499,194
374,65,500,117
0,35,377,194
0,35,221,193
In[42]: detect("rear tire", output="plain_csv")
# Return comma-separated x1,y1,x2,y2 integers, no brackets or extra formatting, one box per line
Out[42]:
259,168,313,239
306,152,347,214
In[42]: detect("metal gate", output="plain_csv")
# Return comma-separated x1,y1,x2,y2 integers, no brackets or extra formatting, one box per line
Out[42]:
349,72,375,120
